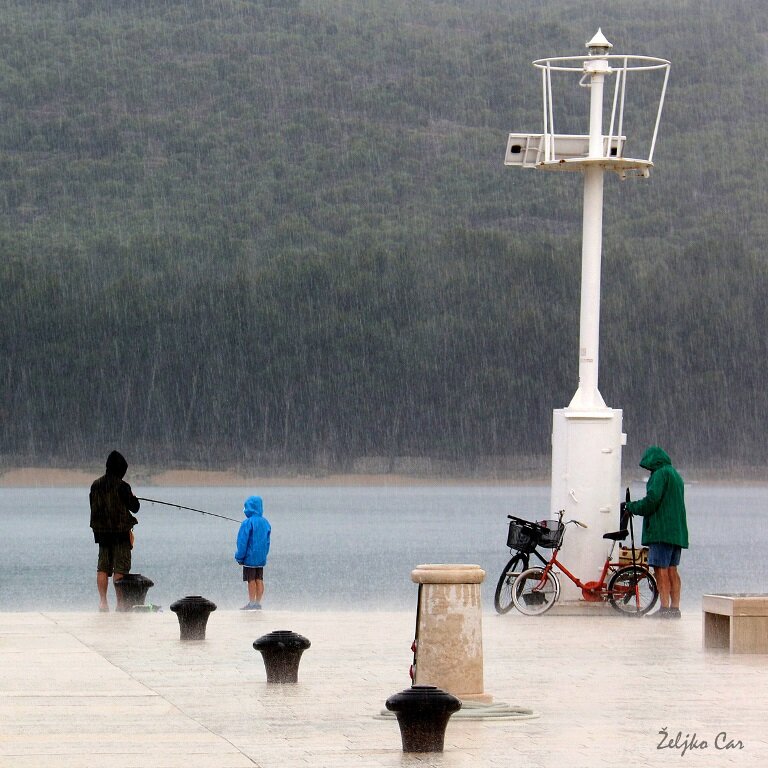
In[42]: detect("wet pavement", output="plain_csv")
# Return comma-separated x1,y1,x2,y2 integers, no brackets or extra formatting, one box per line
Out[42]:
1,606,766,767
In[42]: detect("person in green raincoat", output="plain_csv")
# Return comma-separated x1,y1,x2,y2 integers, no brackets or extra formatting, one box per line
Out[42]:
624,446,688,619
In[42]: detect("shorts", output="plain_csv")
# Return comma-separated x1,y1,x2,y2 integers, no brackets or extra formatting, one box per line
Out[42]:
243,566,264,582
97,541,132,576
647,542,682,568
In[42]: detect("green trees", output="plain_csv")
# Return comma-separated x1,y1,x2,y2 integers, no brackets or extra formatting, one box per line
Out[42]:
0,0,766,470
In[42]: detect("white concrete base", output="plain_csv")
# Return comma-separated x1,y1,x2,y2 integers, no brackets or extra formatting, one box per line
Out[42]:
550,406,625,602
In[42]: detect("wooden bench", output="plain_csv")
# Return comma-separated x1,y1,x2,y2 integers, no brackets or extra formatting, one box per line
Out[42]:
702,594,768,654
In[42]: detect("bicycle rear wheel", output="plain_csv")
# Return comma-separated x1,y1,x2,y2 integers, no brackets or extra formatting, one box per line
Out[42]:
494,553,529,614
608,566,658,616
511,567,560,616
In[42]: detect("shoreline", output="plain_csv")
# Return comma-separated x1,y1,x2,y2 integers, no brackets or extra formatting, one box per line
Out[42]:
1,465,767,488
0,466,548,488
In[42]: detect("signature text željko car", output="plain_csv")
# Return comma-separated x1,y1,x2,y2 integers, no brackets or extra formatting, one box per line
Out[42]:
657,727,744,757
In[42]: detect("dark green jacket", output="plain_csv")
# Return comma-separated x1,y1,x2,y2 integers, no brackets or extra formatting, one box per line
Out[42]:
626,446,689,549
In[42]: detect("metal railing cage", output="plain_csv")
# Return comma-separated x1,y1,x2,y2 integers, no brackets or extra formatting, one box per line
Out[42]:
506,54,670,178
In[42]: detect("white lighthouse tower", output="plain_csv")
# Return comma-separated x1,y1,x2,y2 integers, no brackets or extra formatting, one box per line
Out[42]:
505,31,670,602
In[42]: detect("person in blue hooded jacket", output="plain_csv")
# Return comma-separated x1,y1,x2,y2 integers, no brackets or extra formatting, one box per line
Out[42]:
235,495,271,610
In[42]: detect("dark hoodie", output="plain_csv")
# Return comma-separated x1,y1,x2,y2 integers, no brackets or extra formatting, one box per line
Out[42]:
626,446,688,548
89,450,140,544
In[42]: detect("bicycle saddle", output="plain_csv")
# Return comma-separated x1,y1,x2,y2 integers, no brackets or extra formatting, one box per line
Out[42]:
602,529,628,541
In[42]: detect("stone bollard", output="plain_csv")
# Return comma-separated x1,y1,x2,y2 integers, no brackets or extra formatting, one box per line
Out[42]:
114,574,154,612
385,685,461,752
253,630,311,683
169,596,217,641
410,564,490,702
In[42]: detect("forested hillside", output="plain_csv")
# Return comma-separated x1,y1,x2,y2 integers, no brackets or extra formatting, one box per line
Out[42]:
0,0,766,473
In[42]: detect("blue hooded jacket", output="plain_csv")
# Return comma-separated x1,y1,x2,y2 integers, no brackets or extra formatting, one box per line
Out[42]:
235,496,271,567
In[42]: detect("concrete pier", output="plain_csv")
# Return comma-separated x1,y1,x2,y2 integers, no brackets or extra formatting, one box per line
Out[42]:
1,609,766,767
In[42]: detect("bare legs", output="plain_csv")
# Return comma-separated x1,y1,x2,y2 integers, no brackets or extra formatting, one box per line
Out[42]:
668,566,681,608
97,571,123,611
97,571,109,610
653,566,681,610
248,578,264,605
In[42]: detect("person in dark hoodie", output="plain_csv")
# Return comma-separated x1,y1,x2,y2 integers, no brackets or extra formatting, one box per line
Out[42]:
234,495,271,610
89,450,140,612
624,446,689,619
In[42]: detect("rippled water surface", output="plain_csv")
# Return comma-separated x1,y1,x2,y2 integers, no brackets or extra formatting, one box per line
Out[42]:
1,483,764,611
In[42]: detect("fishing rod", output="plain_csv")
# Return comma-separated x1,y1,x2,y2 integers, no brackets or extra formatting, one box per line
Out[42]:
137,497,240,523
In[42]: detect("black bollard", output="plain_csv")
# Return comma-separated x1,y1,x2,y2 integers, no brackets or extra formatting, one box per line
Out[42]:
253,630,311,683
169,596,217,641
385,685,462,752
114,574,155,612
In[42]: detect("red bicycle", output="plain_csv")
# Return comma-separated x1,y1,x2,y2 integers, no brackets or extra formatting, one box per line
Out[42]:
511,508,658,616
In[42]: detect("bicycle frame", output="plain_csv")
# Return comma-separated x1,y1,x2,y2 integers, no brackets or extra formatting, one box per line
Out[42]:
535,546,618,598
551,551,599,589
530,527,639,600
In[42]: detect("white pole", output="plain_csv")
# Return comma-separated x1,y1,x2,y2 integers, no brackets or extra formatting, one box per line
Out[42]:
573,166,605,410
587,65,606,158
570,57,609,410
541,68,550,161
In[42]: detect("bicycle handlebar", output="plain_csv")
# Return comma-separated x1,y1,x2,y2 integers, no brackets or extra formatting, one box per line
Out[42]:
506,514,541,527
508,511,588,528
555,509,587,529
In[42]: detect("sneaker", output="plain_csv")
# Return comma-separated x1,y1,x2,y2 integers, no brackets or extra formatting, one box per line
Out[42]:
650,608,682,619
241,602,262,611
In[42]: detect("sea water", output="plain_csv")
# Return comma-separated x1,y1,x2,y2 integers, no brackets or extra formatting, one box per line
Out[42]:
0,483,765,611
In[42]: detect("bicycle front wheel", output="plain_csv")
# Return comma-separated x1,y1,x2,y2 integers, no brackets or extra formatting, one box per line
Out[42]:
608,566,658,616
511,567,560,616
494,553,529,614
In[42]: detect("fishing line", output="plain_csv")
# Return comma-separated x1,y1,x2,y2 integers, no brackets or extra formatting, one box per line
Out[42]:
137,497,240,523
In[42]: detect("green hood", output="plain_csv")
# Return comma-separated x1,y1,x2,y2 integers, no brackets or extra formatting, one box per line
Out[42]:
639,446,671,472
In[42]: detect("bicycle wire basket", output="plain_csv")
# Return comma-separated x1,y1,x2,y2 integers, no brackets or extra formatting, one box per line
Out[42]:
506,517,541,554
535,519,565,549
